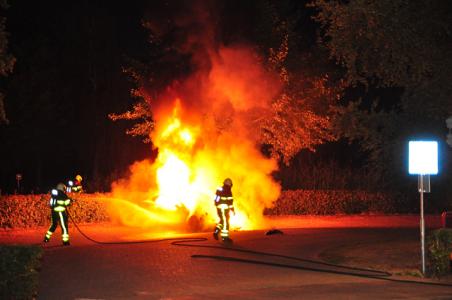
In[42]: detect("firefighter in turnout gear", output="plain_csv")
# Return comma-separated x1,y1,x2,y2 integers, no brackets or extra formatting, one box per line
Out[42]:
213,178,234,242
43,183,72,246
67,174,83,193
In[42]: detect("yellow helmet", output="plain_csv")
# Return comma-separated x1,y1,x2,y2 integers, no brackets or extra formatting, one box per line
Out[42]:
75,175,82,181
223,178,233,187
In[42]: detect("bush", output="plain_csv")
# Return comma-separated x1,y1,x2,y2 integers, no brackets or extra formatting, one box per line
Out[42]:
427,229,452,278
0,245,42,299
0,193,110,229
0,190,414,228
264,189,409,215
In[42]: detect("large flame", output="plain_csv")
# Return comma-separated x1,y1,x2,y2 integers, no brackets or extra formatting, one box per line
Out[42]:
108,45,281,233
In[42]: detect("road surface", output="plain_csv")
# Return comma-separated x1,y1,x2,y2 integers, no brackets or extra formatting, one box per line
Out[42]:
1,216,451,299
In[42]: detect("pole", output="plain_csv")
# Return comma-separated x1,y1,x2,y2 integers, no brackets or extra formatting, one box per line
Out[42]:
15,174,22,194
419,174,426,275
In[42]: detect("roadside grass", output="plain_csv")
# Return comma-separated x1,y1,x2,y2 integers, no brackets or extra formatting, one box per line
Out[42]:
0,245,42,300
318,236,448,279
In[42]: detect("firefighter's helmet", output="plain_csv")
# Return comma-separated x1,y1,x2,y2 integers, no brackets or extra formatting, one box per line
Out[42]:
56,183,66,192
223,178,233,187
75,174,82,182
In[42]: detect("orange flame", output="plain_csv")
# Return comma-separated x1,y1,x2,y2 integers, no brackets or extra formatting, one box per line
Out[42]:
109,46,281,233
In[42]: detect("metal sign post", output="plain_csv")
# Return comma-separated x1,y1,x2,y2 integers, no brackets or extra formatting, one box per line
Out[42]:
420,176,425,275
417,174,430,275
408,141,438,276
15,173,22,194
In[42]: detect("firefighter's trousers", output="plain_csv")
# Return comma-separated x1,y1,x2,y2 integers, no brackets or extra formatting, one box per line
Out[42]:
215,205,231,239
45,210,69,242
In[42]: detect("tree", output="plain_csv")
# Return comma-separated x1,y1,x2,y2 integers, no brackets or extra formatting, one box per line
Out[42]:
112,0,344,164
311,0,452,188
220,1,344,163
312,0,451,89
0,0,15,124
259,15,344,163
109,0,196,144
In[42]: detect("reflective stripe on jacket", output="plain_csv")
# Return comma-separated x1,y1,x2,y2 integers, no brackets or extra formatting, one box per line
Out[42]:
49,189,71,211
214,187,234,208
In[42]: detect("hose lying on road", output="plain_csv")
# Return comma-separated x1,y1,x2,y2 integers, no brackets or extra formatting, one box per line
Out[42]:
173,240,452,287
62,210,452,287
66,209,207,245
170,239,391,277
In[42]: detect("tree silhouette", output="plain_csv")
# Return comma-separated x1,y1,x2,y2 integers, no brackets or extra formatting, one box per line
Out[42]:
312,0,452,191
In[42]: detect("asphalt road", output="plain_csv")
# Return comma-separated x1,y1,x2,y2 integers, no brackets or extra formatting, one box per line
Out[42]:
32,223,452,300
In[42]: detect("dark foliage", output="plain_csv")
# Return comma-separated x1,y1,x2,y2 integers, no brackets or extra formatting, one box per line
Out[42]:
427,229,452,278
311,0,452,195
264,189,413,215
0,245,42,299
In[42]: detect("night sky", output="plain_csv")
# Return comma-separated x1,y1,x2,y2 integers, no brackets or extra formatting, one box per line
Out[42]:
1,1,153,193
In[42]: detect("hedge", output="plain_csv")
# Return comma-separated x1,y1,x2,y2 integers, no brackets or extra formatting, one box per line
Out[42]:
427,228,452,278
264,189,409,215
0,193,110,228
1,190,409,228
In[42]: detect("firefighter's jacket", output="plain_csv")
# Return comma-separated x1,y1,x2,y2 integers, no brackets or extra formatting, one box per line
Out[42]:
49,189,71,212
67,180,82,193
214,186,234,210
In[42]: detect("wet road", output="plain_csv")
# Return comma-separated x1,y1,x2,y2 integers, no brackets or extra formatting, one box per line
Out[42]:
36,226,452,299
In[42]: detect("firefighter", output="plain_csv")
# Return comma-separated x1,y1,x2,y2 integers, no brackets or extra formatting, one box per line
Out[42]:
67,174,83,193
43,183,72,246
213,178,234,242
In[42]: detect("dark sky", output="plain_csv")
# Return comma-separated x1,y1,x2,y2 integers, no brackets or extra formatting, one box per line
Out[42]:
0,0,154,193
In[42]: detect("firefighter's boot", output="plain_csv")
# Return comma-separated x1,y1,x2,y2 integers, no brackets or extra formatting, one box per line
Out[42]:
213,228,219,240
222,237,233,244
63,241,70,246
43,231,52,243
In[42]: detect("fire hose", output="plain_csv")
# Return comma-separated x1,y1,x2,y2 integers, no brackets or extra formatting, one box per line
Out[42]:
62,209,452,288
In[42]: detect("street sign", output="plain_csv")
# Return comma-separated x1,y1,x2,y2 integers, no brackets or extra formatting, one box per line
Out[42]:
408,140,439,276
417,174,430,193
408,141,438,175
